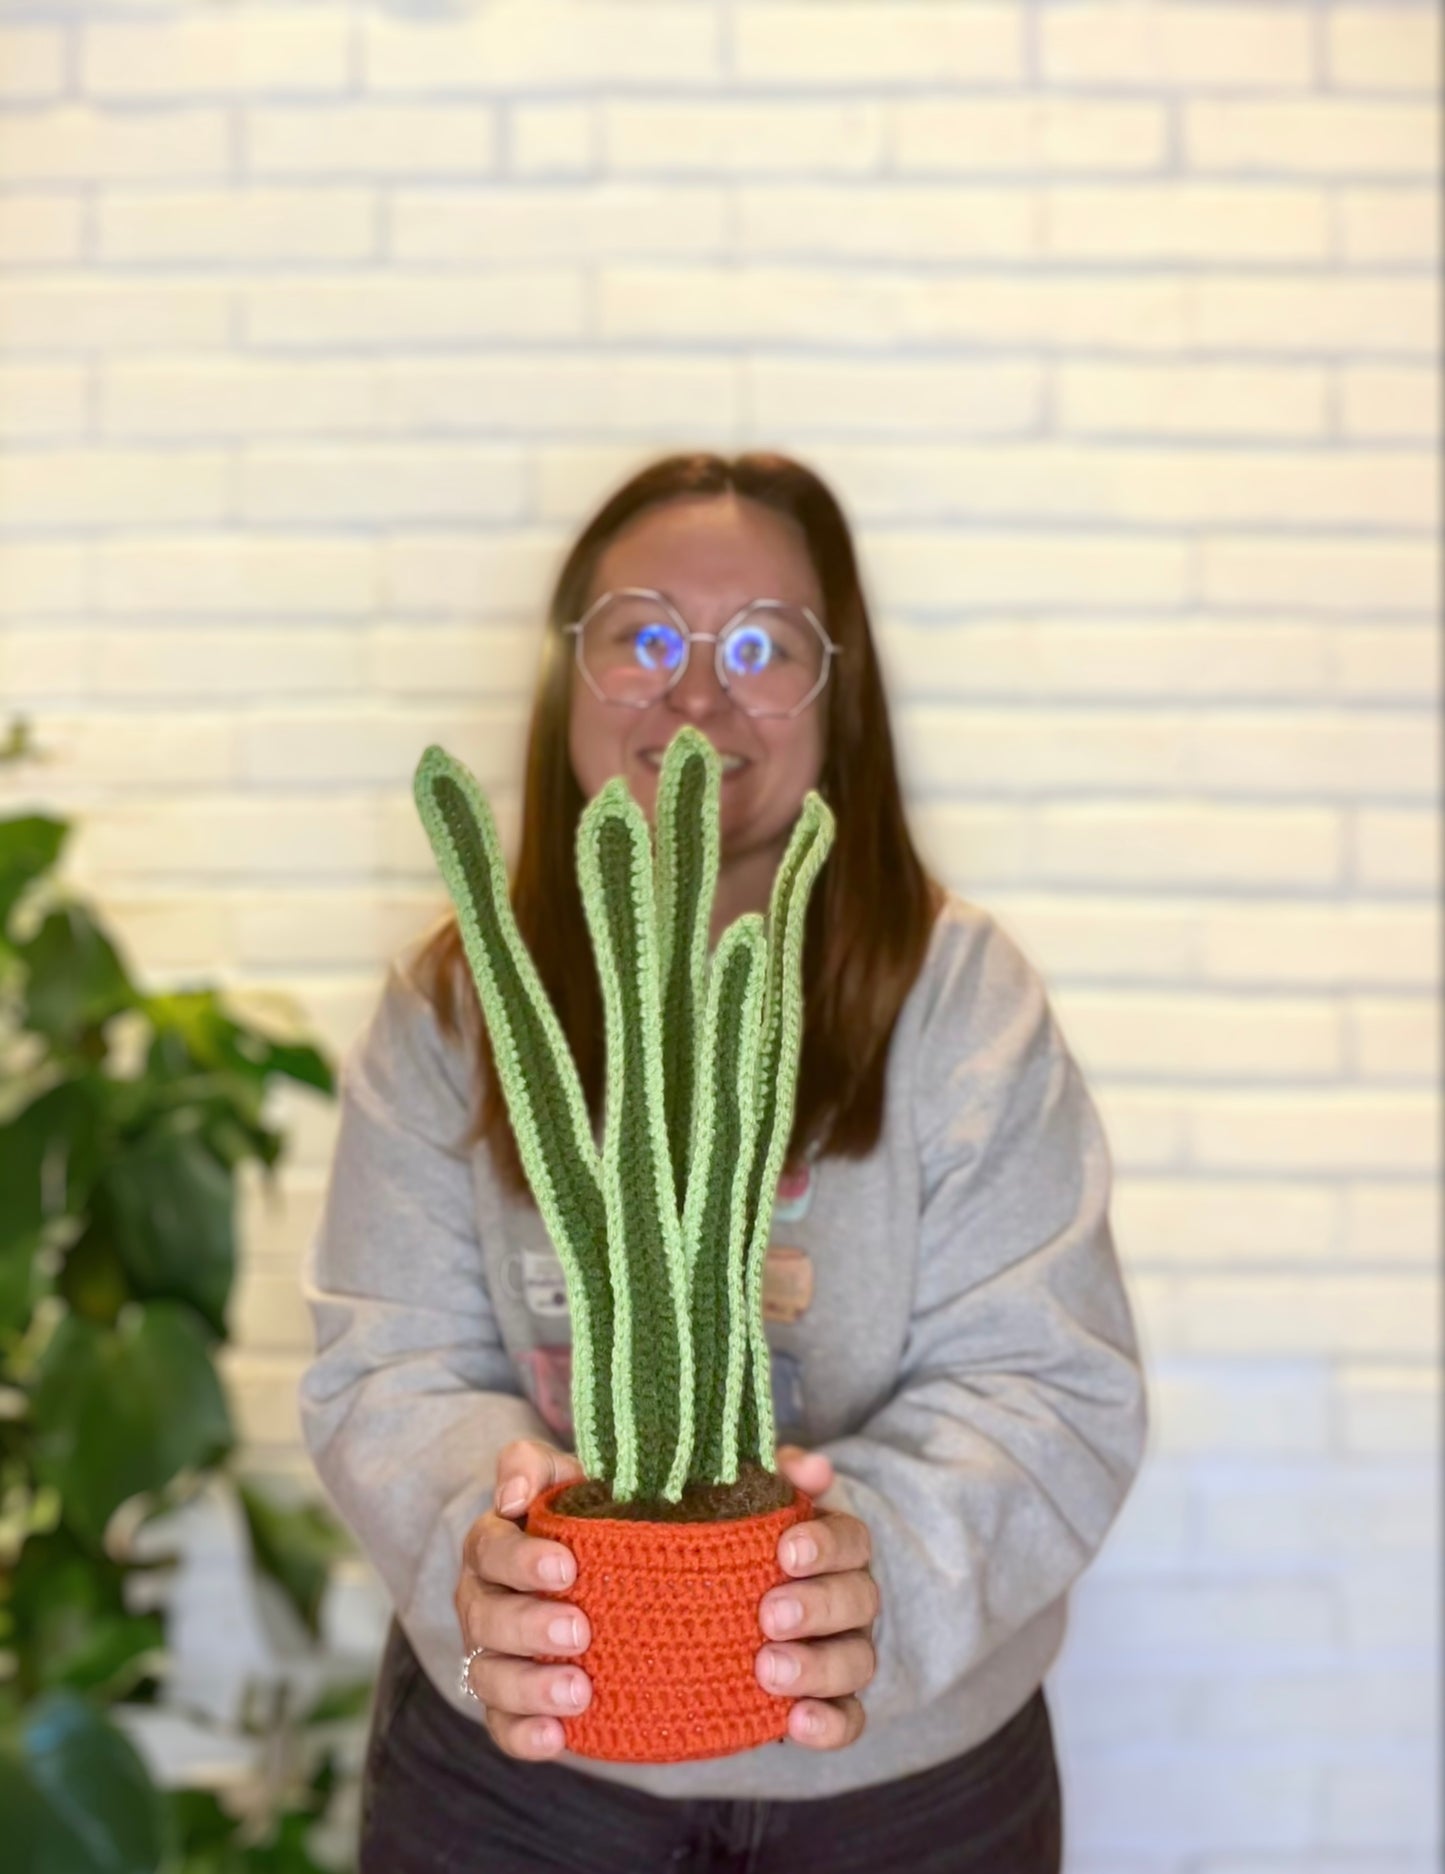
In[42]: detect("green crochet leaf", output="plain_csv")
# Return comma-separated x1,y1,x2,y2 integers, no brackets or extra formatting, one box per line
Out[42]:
679,912,766,1485
415,730,836,1508
653,727,721,1222
577,780,694,1504
412,746,615,1482
736,791,836,1471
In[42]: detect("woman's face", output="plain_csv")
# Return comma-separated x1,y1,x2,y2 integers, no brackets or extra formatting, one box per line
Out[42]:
567,493,827,864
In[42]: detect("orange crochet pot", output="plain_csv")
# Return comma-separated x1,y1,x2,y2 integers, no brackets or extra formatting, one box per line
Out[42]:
524,1476,816,1764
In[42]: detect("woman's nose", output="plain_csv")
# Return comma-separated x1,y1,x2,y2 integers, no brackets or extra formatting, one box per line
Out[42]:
666,644,731,721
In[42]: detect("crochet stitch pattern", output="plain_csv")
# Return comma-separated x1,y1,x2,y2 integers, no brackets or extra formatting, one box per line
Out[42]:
413,726,835,1506
526,1472,814,1761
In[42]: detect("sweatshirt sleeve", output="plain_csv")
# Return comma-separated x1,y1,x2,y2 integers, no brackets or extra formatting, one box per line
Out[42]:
297,944,552,1704
813,909,1148,1733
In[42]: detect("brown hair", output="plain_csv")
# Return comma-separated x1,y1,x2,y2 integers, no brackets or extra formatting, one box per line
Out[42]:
412,449,945,1201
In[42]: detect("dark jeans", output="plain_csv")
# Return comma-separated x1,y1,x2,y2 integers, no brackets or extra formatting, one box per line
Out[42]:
359,1618,1063,1873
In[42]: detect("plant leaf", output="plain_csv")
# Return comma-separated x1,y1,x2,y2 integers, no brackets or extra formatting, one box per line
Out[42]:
413,744,614,1483
0,1691,167,1874
652,726,721,1220
31,1302,235,1550
0,1078,105,1258
680,914,766,1484
17,905,138,1043
578,778,693,1502
102,1112,236,1337
736,791,835,1468
237,1481,351,1640
8,1527,162,1700
0,813,67,937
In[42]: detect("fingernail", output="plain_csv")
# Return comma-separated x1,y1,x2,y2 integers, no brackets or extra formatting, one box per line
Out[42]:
548,1615,583,1649
496,1480,527,1515
554,1674,587,1710
533,1719,562,1750
782,1535,816,1570
541,1554,574,1587
796,1707,824,1738
763,1649,799,1688
765,1597,802,1634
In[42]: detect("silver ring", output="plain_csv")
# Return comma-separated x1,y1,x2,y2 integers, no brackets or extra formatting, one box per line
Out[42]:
459,1644,489,1703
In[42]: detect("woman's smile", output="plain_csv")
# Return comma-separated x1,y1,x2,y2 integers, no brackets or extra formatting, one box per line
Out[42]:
637,743,751,779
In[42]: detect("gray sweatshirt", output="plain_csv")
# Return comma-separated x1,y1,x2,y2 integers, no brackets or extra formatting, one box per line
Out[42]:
298,888,1148,1800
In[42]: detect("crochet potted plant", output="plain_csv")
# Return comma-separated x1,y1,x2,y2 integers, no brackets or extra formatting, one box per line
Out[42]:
412,725,835,1763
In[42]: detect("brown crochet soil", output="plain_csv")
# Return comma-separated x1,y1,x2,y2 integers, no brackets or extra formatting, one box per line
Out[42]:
553,1460,796,1523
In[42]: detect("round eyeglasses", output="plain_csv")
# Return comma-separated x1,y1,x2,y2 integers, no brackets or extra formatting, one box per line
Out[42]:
563,588,842,720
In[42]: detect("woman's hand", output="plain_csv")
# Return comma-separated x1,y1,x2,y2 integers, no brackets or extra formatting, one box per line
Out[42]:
760,1445,879,1751
454,1437,592,1761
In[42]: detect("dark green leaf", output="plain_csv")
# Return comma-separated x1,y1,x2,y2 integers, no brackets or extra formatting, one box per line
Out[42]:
0,814,67,936
0,1078,105,1260
17,904,138,1042
0,1239,38,1340
0,1691,167,1874
236,1039,333,1099
237,1483,350,1640
31,1303,235,1550
298,1676,374,1725
141,988,333,1104
237,1808,331,1874
53,1611,165,1703
102,1114,235,1337
168,1786,239,1848
10,1527,137,1697
56,1225,133,1328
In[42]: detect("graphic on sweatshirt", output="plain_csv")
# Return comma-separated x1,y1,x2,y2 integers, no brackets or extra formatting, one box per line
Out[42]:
516,1342,575,1445
761,1244,813,1324
522,1246,569,1317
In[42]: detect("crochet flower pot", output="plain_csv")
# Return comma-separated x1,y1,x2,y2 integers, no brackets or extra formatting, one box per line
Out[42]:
526,1473,815,1762
413,724,835,1762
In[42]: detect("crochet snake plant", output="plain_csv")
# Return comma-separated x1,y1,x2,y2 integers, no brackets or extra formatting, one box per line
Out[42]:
413,727,835,1505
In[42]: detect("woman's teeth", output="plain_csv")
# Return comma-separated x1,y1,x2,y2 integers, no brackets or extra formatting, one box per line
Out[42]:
641,750,746,773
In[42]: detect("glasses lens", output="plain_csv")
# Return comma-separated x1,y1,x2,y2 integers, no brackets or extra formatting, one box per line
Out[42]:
579,593,687,704
577,594,831,715
720,605,826,715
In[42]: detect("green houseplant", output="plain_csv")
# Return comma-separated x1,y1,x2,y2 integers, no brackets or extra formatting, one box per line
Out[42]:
412,724,835,1762
0,720,366,1870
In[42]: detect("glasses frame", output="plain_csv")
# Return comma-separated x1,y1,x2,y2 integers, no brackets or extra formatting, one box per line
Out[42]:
562,586,843,720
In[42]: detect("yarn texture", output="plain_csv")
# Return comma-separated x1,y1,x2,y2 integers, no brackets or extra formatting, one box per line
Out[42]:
411,725,836,1761
527,1475,816,1763
412,725,835,1504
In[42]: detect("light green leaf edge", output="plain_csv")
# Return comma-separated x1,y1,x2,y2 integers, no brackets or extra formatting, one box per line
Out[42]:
680,911,767,1484
412,744,612,1481
576,778,695,1503
653,726,721,1222
738,791,836,1471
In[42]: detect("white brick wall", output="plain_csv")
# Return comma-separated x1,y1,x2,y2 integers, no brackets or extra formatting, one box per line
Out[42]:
1,3,1438,1865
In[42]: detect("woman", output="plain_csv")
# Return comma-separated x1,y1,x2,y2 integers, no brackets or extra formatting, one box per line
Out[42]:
300,451,1148,1872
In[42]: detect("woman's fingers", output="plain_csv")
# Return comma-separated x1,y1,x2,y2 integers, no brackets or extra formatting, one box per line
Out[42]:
756,1629,875,1703
775,1443,835,1496
786,1695,867,1752
486,1712,570,1761
455,1573,593,1762
759,1565,879,1643
777,1507,872,1579
457,1569,591,1659
492,1438,587,1519
466,1649,593,1722
462,1505,578,1596
454,1445,595,1766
